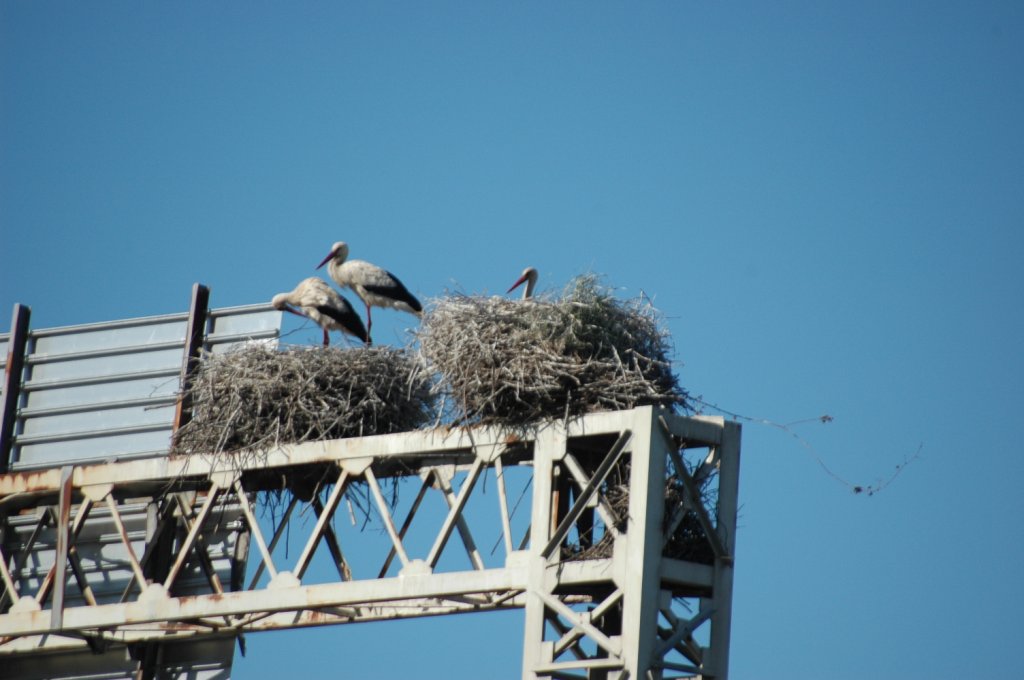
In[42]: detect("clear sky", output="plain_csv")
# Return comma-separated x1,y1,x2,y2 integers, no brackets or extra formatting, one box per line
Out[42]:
2,2,1023,678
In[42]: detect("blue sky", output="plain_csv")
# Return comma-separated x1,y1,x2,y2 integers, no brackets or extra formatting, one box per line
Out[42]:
2,2,1023,678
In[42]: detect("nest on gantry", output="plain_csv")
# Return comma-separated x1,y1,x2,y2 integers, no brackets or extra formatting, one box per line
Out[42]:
416,275,688,428
563,460,719,565
171,343,436,460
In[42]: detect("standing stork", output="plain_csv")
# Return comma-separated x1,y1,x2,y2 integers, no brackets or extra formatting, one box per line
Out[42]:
316,241,422,342
272,277,369,346
507,267,539,299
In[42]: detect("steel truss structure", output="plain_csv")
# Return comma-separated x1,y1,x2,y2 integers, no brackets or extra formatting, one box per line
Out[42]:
0,406,740,679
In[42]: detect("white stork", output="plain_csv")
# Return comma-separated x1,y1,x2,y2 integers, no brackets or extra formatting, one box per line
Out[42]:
272,277,369,346
316,241,422,341
507,267,539,299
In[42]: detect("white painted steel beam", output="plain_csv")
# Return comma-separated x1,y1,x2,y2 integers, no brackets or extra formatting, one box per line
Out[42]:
0,567,528,637
0,407,740,680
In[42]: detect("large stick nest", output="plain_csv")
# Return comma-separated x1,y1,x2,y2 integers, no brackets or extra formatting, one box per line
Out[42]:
171,344,435,457
416,275,688,427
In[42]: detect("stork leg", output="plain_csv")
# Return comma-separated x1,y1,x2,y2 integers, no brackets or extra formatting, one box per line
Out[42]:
364,303,373,344
322,329,330,347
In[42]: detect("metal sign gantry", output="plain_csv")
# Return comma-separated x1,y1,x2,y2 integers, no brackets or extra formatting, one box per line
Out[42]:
0,405,740,679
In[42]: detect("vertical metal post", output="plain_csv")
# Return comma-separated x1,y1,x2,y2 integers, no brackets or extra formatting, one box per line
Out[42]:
521,426,562,678
0,303,31,473
146,282,207,680
50,466,74,630
619,406,666,679
172,283,210,436
706,421,741,679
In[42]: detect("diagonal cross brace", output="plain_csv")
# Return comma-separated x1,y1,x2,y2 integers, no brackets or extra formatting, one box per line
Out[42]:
541,430,632,560
0,508,52,608
235,479,281,585
553,588,623,657
432,468,486,571
655,419,729,561
666,446,726,560
173,495,225,595
366,467,412,569
294,468,349,580
538,590,622,658
427,457,484,569
561,453,623,539
119,497,178,603
654,604,714,660
548,616,589,662
36,494,94,608
311,496,352,582
0,507,53,610
106,495,148,592
0,545,20,609
164,482,222,591
378,473,432,578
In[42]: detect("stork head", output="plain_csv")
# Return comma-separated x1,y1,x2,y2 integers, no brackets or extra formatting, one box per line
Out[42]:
271,292,307,319
316,241,349,270
507,267,539,295
270,293,293,311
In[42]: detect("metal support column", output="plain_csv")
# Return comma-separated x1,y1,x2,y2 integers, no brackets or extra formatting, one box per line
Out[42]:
619,408,666,679
521,424,562,677
0,304,31,473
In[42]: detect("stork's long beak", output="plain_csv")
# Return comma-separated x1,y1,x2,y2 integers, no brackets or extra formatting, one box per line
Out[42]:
507,274,528,294
316,251,334,270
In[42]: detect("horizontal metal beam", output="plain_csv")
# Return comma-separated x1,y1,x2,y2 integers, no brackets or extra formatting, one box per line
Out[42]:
20,367,180,393
18,395,178,420
26,314,189,338
205,330,279,346
661,413,725,446
0,566,529,638
13,422,173,447
1,411,727,501
24,340,187,366
659,558,715,592
0,592,531,655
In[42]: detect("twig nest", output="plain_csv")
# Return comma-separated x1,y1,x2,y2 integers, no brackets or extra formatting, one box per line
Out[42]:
172,344,435,456
416,275,687,426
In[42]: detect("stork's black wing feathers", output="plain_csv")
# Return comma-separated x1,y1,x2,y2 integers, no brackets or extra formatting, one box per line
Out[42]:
363,274,422,313
316,304,369,344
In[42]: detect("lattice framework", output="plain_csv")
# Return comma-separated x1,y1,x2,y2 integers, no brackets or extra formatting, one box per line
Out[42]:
0,407,739,679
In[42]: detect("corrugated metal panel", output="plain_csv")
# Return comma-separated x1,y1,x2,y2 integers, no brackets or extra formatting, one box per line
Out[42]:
1,300,276,679
10,304,281,469
206,304,281,353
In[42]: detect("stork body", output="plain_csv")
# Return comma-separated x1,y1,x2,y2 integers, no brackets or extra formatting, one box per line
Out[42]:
507,267,539,299
272,277,369,346
316,241,422,341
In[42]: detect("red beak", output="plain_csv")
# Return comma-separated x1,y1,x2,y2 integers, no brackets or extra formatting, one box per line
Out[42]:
316,250,334,269
507,273,528,294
